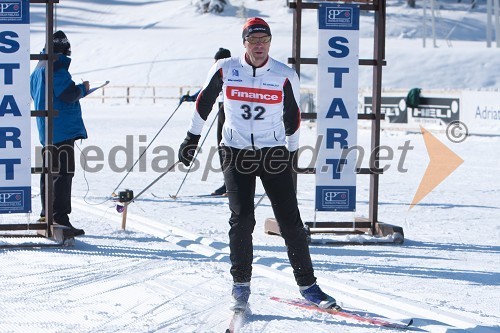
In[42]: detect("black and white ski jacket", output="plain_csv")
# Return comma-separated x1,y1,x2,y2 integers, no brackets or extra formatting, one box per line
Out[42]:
187,54,301,151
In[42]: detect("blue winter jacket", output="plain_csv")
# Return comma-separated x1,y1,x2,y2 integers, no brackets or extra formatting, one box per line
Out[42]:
30,53,88,146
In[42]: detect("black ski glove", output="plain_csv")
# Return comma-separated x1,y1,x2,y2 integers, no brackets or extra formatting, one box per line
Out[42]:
180,93,196,103
178,131,201,166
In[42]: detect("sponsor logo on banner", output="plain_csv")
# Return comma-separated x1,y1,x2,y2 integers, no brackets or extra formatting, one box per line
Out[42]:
0,2,22,20
461,90,499,136
226,86,282,104
411,97,459,125
0,189,24,211
319,4,359,30
316,186,355,211
364,96,408,123
325,7,353,26
322,189,349,207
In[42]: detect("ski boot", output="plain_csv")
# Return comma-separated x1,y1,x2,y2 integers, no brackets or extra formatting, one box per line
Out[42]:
230,282,251,312
300,283,337,309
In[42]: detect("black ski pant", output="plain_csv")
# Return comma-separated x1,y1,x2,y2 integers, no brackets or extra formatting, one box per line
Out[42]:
40,139,75,226
221,146,317,287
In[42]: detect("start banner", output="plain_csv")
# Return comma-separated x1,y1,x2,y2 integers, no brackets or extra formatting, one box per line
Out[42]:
0,0,31,214
315,3,359,211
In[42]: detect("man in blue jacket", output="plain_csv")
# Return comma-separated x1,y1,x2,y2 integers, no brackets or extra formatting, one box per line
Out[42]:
30,31,89,236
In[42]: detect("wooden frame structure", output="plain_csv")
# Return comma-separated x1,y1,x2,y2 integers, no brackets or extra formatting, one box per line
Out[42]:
0,0,77,247
264,0,405,244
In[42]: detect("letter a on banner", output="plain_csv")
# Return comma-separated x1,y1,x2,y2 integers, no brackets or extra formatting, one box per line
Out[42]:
315,4,359,211
0,0,31,214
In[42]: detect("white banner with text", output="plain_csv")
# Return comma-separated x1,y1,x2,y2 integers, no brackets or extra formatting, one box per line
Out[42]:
0,0,31,214
315,4,359,211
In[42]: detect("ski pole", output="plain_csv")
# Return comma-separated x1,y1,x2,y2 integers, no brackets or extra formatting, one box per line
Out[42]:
132,161,180,202
170,113,218,199
118,161,179,230
111,100,184,196
254,192,267,209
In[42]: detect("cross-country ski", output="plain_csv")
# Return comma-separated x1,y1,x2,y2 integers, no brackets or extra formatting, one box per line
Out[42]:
225,308,251,333
271,297,414,330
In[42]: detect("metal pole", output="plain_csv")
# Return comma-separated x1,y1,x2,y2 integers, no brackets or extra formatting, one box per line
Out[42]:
291,0,302,192
494,0,500,47
423,0,427,48
430,0,437,47
54,3,57,31
487,0,493,47
292,0,302,77
369,0,386,234
44,0,55,237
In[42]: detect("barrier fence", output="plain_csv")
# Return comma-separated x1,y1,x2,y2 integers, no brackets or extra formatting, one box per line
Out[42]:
85,85,201,104
85,85,500,136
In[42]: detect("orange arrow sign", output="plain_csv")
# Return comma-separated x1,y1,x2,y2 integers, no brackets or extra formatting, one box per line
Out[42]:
410,126,464,210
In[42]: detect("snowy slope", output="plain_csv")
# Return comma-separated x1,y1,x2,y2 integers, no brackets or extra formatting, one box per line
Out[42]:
28,0,500,90
0,0,499,332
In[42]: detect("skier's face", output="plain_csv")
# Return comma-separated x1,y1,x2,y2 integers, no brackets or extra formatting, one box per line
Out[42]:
244,33,271,67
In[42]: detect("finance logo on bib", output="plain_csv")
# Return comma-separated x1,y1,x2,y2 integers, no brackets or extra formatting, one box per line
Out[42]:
226,86,282,104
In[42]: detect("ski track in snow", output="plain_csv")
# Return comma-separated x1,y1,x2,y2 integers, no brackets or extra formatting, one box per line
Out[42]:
1,198,485,333
0,244,230,332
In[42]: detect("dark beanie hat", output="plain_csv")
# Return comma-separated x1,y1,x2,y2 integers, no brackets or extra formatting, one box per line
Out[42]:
242,17,271,40
214,48,231,60
53,30,71,56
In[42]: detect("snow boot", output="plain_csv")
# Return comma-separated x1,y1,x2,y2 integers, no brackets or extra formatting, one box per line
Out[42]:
212,183,227,196
300,283,337,309
55,220,85,237
230,282,250,312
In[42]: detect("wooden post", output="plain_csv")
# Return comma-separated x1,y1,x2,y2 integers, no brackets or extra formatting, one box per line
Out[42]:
121,204,128,230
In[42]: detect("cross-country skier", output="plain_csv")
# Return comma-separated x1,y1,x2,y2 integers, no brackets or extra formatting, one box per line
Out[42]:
178,17,337,312
180,47,232,196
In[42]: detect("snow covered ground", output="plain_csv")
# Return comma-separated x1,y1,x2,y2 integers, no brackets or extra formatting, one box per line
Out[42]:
1,0,499,332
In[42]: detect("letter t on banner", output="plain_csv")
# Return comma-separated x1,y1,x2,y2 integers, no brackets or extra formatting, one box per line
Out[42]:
315,4,359,211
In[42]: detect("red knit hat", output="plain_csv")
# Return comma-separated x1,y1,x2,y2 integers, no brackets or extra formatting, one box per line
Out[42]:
242,17,271,40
